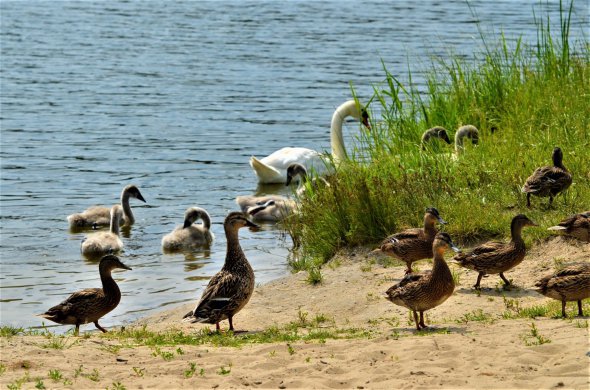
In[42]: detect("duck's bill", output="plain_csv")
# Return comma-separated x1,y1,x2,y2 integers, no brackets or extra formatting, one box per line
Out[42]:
121,263,133,271
438,217,448,225
137,193,147,202
285,176,293,186
451,245,461,253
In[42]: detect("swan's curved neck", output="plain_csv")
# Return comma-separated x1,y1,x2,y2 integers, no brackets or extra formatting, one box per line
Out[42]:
199,211,212,230
330,100,357,162
120,191,134,225
455,131,466,153
110,211,121,235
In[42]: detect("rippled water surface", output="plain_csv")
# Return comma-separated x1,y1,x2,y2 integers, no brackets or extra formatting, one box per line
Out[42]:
1,0,588,331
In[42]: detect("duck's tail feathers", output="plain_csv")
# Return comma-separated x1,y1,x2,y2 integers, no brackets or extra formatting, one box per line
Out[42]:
181,310,205,324
547,225,567,231
250,156,280,183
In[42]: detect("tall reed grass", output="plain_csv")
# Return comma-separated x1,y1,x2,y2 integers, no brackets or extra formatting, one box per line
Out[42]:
285,1,589,268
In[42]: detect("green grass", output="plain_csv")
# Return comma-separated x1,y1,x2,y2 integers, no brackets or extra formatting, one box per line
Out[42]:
100,320,373,350
502,296,590,319
283,2,589,273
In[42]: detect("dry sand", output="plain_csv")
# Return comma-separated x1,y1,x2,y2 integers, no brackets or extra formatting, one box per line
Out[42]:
1,236,589,389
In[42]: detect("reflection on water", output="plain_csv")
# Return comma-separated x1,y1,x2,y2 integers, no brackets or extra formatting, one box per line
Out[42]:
0,0,587,331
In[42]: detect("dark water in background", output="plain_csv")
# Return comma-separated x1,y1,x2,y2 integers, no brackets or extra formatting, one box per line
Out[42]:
1,0,588,331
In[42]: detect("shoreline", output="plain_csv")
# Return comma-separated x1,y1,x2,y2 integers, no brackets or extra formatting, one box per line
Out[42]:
1,236,589,389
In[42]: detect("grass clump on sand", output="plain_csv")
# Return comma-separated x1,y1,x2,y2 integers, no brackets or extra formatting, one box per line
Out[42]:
284,2,589,272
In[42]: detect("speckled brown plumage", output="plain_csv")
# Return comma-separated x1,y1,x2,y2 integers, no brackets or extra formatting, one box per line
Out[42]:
522,147,572,208
182,212,258,331
535,263,590,317
386,232,460,330
547,211,590,242
375,207,447,274
453,214,536,289
38,255,132,335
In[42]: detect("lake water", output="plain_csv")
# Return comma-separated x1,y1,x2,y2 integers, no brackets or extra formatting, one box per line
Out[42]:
1,0,588,331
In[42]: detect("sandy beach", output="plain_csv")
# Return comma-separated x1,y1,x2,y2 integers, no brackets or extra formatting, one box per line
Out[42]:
1,236,589,389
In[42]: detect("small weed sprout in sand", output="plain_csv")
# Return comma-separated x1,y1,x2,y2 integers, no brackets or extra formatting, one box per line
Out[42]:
287,343,296,355
85,368,100,382
451,267,461,286
307,266,323,285
217,364,232,375
42,335,75,350
0,326,24,338
152,346,175,361
575,320,588,328
108,382,127,390
7,372,29,390
269,350,276,357
73,365,84,378
132,367,145,377
0,363,6,376
297,309,308,326
48,369,62,382
184,362,198,378
457,309,495,324
34,378,46,389
522,323,551,346
176,347,184,355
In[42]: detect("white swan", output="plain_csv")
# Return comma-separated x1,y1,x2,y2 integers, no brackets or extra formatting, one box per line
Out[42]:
162,207,215,251
249,100,370,184
68,184,146,229
81,205,124,258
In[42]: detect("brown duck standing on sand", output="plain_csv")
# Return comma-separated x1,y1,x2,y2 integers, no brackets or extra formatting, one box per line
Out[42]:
547,211,590,242
385,232,461,330
453,214,536,289
183,212,258,332
374,207,447,274
522,147,572,208
535,263,590,317
38,255,132,335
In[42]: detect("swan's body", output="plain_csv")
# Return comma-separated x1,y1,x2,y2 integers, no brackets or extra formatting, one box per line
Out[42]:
162,207,215,252
182,212,257,332
249,100,369,183
385,232,460,330
68,184,146,229
81,205,124,258
38,255,132,335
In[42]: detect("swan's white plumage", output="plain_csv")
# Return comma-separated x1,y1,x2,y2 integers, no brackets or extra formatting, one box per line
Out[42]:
249,100,368,184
